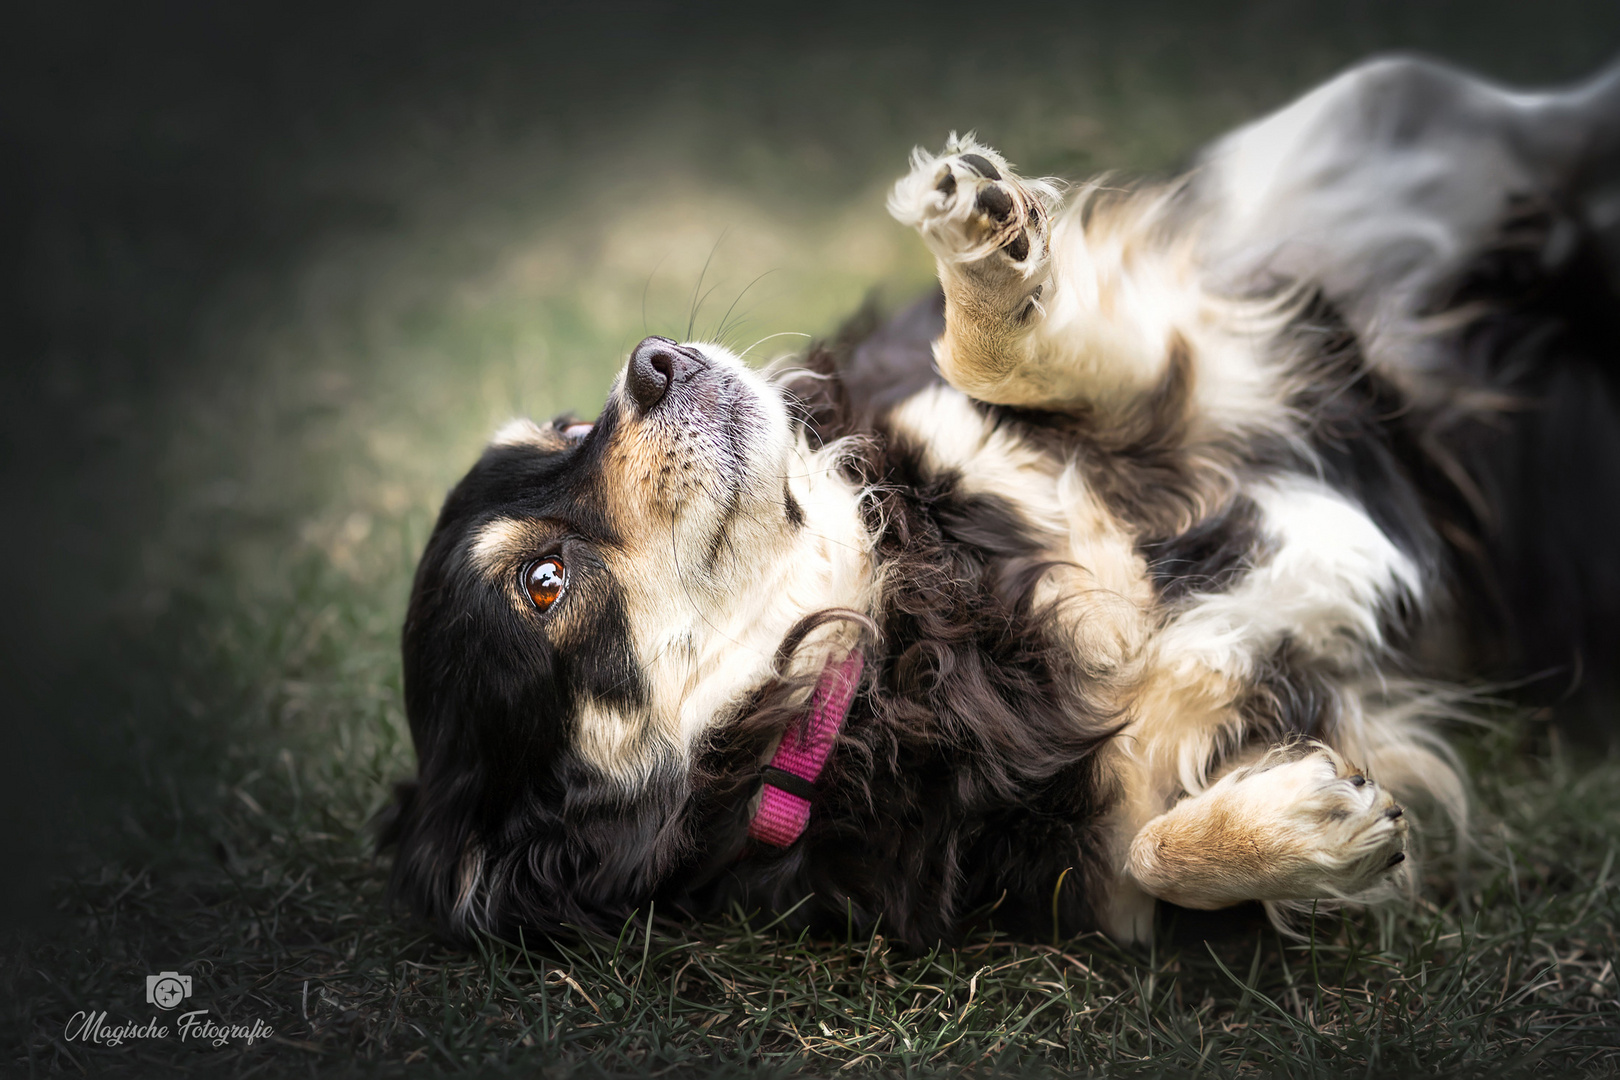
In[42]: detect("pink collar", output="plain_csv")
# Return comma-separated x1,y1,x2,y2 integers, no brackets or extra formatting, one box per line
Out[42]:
747,650,864,847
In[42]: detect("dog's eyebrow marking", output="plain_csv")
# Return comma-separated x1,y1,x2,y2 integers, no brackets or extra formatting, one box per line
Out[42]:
469,517,536,574
490,417,568,451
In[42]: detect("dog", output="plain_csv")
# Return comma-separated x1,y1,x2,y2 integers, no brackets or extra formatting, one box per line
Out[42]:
381,55,1620,946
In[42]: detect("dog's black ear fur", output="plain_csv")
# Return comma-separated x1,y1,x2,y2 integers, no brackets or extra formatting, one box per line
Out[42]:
373,778,417,852
375,754,494,941
377,736,711,942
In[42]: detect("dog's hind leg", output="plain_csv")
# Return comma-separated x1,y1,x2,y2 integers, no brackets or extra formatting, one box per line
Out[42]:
1124,741,1410,911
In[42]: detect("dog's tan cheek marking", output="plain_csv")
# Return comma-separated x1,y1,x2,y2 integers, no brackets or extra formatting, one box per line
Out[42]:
573,698,675,785
600,411,711,523
600,437,648,527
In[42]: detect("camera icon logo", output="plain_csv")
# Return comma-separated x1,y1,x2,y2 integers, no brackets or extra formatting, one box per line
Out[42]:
145,971,193,1011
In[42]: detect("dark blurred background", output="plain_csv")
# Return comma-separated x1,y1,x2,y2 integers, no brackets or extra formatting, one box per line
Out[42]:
4,0,1619,936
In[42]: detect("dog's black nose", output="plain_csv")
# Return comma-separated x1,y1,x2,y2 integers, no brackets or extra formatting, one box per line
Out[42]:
626,337,704,414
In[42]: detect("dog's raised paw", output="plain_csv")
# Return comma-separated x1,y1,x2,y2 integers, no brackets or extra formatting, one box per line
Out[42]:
888,135,1058,277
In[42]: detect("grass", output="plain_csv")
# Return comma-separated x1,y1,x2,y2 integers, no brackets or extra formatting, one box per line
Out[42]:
11,713,1620,1076
8,3,1620,1076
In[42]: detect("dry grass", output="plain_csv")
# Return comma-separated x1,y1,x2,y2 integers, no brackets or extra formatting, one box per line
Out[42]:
11,701,1620,1075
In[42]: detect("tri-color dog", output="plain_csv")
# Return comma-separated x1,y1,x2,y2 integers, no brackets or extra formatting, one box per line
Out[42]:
383,56,1620,945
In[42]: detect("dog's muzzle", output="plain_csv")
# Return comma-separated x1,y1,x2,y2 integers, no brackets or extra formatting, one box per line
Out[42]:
626,336,709,416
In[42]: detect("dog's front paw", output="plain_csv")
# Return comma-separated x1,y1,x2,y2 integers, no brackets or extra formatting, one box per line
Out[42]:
888,135,1058,281
1129,740,1411,910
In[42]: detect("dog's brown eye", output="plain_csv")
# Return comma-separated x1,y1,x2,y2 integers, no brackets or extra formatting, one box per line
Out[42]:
523,557,566,612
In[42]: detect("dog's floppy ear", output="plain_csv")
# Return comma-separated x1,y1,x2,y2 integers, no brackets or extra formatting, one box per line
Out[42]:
374,778,418,851
378,747,709,942
486,415,587,453
376,771,491,940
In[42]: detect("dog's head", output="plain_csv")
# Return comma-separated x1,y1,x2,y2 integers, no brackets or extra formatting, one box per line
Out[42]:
384,337,870,937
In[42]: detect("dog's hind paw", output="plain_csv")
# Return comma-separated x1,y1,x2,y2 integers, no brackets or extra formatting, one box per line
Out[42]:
888,135,1059,286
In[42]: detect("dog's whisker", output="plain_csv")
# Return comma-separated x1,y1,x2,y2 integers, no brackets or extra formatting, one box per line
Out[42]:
741,331,812,360
683,230,728,342
714,270,778,347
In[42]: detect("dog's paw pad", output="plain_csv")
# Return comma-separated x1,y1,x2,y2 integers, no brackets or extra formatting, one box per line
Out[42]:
888,137,1057,273
957,152,1002,180
975,183,1015,222
1006,229,1031,262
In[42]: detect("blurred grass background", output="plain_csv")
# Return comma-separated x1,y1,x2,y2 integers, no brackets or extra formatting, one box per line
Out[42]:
5,1,1620,1074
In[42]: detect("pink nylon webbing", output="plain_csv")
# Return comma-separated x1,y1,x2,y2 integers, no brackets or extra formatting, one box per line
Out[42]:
747,650,864,847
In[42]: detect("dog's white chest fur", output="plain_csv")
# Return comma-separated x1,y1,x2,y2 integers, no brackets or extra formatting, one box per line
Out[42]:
887,384,1155,676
